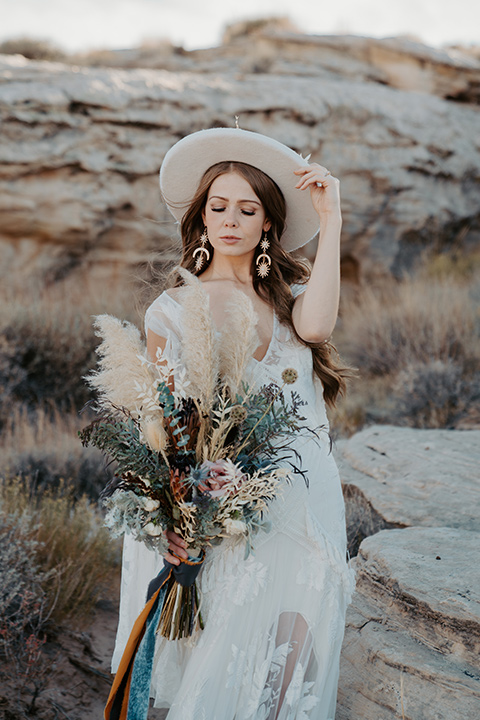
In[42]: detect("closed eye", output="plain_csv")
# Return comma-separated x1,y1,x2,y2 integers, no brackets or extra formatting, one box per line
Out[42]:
211,207,256,216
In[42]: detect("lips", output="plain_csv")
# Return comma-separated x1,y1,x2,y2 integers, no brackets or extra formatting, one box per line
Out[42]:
220,235,241,240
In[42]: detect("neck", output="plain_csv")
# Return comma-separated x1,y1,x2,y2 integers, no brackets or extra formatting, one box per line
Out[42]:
200,253,254,286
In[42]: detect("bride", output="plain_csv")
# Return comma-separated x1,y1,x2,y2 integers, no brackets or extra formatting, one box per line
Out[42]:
109,127,354,720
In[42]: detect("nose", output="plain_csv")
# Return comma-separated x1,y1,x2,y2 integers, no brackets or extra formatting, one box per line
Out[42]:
223,208,238,227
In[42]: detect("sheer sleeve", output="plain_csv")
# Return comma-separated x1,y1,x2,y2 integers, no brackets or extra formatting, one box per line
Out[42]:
144,291,183,364
291,282,307,299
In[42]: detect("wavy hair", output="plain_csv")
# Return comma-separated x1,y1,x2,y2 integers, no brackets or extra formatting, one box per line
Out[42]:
167,161,350,407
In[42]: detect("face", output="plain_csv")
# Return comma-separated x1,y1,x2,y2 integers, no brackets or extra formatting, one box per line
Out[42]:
201,172,271,261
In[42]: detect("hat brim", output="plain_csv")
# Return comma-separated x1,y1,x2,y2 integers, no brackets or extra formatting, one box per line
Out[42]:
159,128,319,252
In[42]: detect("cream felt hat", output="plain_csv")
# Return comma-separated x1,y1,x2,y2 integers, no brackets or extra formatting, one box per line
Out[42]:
159,128,319,252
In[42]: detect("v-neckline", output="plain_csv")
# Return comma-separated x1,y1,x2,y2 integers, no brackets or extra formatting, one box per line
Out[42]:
251,311,276,365
164,290,276,366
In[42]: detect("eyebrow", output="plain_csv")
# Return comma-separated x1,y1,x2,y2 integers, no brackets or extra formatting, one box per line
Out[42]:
209,195,261,205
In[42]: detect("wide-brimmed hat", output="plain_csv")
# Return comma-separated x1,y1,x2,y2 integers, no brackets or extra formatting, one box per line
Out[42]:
159,128,319,252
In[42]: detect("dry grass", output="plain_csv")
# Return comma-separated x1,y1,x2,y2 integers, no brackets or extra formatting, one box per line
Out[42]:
0,270,140,427
330,258,480,434
0,406,110,498
0,475,120,626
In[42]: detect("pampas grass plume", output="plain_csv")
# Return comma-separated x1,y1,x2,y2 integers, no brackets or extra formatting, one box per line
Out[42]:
86,314,154,415
177,268,219,411
219,289,259,397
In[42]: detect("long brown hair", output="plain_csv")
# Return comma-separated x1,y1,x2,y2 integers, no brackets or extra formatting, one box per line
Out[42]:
169,161,349,407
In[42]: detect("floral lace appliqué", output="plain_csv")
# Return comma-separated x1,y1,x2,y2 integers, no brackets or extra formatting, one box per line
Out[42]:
284,664,320,719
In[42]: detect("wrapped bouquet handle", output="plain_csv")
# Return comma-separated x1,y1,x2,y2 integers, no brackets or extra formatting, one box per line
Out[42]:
105,551,204,720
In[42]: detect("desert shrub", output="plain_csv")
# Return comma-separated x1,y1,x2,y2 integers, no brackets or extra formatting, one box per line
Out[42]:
0,36,66,61
333,269,480,431
0,271,140,428
0,514,52,714
0,307,97,415
393,359,479,428
0,515,47,629
0,476,120,626
341,277,477,376
1,407,111,499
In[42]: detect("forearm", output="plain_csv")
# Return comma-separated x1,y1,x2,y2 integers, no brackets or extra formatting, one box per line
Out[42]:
292,213,342,343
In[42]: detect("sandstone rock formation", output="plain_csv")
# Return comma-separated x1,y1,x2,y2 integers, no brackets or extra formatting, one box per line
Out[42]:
337,526,480,720
336,425,480,719
338,425,480,547
1,31,479,286
78,31,480,105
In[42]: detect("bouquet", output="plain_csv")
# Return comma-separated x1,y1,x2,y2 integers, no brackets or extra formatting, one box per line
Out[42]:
81,274,310,638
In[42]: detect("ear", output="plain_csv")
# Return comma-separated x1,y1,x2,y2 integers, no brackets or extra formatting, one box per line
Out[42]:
263,218,272,233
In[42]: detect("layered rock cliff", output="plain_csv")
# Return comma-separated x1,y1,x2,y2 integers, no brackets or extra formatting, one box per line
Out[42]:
0,32,479,285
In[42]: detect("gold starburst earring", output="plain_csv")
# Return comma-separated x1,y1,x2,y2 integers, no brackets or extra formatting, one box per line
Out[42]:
256,232,272,278
193,227,210,271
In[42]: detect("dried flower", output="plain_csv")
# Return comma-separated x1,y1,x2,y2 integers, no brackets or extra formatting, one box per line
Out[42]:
142,416,168,452
143,522,164,537
230,405,248,425
224,518,247,535
281,368,298,385
143,498,160,512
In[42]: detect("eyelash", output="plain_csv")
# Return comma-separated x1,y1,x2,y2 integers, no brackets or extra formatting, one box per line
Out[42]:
211,208,255,216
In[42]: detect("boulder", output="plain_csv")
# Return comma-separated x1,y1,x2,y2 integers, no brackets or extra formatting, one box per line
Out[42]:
0,45,479,285
337,526,480,719
338,425,480,544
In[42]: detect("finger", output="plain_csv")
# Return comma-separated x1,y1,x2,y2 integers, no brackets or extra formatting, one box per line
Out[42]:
294,164,329,176
296,172,331,190
166,529,187,548
164,551,181,566
164,539,189,561
294,170,319,187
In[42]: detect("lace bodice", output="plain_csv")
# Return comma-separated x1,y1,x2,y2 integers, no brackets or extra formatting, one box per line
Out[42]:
144,287,329,432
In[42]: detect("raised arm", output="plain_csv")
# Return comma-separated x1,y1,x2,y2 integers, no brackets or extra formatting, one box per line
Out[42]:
291,163,342,344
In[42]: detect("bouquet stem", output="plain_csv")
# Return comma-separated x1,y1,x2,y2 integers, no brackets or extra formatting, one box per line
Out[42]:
157,578,202,640
154,549,204,641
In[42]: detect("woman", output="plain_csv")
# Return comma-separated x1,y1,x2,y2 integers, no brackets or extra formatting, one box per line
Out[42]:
112,128,354,719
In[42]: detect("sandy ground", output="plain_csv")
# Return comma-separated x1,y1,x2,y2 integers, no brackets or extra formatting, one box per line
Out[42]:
49,584,168,719
1,572,168,719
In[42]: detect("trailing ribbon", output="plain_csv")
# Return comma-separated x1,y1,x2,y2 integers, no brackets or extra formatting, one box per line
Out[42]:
105,551,205,720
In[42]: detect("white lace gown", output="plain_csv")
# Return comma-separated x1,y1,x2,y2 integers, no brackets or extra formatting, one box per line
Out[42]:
112,289,355,720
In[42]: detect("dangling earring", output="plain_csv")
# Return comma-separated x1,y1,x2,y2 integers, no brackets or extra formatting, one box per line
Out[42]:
256,232,272,279
193,227,210,271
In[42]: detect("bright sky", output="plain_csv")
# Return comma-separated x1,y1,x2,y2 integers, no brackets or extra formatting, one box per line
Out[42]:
1,0,478,51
